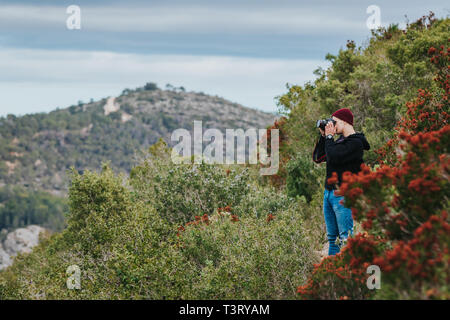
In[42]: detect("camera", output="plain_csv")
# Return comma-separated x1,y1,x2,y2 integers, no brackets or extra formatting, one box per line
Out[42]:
316,118,336,130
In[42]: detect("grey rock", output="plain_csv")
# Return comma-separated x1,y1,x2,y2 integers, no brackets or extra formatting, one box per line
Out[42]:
0,225,45,270
0,246,12,269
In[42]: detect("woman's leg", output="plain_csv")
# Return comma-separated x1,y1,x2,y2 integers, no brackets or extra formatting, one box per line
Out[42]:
323,189,340,255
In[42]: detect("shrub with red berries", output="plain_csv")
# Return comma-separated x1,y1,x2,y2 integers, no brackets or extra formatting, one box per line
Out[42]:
298,42,449,300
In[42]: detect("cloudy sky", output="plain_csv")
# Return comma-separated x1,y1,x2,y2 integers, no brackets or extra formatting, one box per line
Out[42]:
0,0,448,116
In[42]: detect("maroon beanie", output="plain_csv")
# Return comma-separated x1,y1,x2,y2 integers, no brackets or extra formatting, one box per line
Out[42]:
332,108,353,126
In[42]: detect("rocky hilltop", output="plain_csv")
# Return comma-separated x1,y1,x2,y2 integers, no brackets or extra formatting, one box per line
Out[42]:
0,84,276,195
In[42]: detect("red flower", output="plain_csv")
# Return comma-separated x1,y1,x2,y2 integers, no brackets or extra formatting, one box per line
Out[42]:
327,172,338,185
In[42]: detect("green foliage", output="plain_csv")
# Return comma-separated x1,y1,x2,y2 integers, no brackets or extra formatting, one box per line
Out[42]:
1,13,447,301
232,182,292,219
130,140,251,225
65,165,133,253
0,163,186,299
297,33,450,300
144,82,159,91
120,103,134,115
285,153,322,201
0,187,67,233
178,203,315,299
276,15,450,182
0,149,315,299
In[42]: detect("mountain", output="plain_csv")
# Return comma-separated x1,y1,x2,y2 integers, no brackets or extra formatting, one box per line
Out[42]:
0,84,276,195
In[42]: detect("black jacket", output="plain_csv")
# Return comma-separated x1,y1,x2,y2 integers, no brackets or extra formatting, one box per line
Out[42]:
312,133,370,190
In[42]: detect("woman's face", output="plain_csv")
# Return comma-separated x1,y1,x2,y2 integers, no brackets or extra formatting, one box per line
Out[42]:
332,116,345,134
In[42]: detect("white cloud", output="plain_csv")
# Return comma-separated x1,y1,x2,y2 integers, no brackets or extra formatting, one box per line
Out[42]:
0,48,328,116
0,4,367,35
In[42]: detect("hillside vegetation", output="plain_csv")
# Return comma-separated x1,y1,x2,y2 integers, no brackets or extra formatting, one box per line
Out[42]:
0,186,67,237
0,85,274,232
0,86,274,194
0,13,448,299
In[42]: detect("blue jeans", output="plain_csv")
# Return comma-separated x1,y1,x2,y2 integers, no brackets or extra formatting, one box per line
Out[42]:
323,188,354,256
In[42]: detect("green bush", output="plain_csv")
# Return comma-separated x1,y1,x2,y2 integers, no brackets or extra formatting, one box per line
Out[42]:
0,187,67,232
144,82,159,91
285,153,322,202
129,140,251,225
0,164,190,299
178,203,316,299
276,15,450,181
0,148,316,300
232,182,292,219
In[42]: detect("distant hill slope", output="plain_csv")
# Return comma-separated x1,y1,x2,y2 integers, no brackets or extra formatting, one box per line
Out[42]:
0,86,276,194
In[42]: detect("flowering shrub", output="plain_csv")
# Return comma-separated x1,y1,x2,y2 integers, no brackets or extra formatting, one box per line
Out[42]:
298,42,449,300
297,233,384,300
375,42,449,165
372,212,450,299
